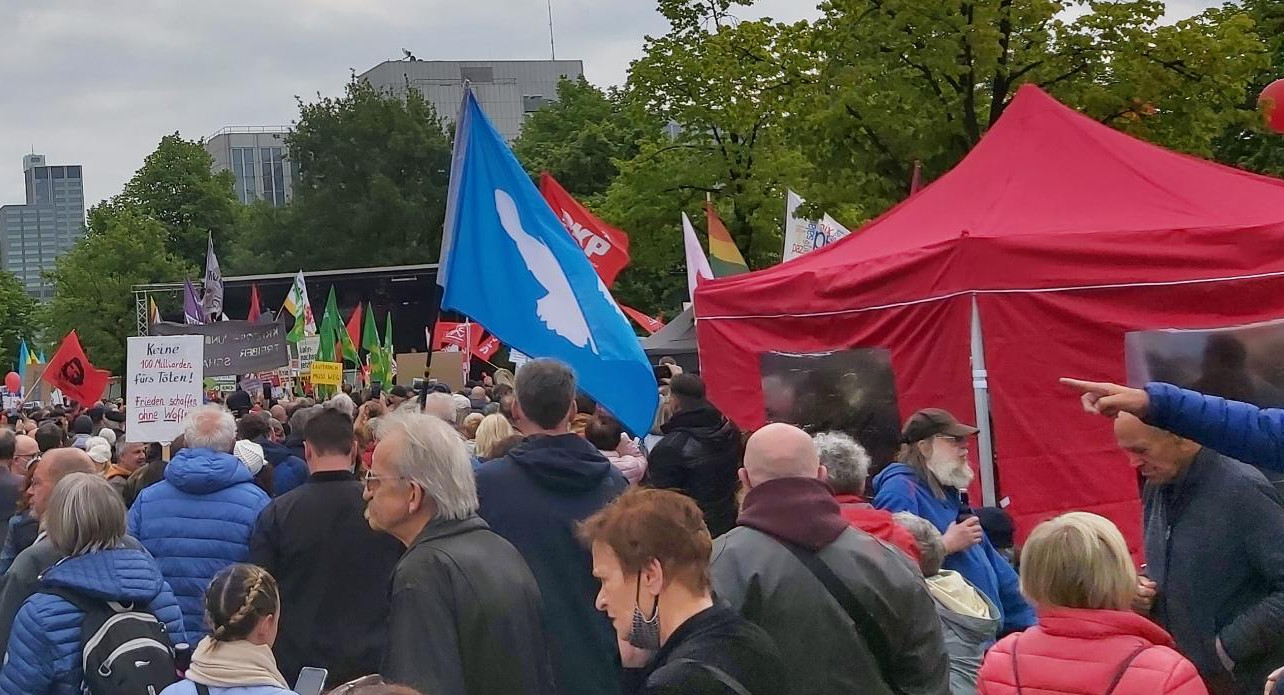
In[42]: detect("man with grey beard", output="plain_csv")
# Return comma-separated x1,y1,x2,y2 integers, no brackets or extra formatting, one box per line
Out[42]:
872,408,1034,634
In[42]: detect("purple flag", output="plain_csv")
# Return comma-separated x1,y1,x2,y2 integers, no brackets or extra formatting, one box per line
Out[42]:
183,278,204,325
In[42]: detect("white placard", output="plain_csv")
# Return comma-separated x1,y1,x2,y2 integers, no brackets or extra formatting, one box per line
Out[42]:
297,336,320,374
126,335,204,443
783,190,850,262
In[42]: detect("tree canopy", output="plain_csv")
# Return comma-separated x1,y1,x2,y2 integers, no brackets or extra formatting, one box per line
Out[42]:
0,270,38,373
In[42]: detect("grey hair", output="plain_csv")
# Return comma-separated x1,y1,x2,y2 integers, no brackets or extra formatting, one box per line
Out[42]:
115,438,144,458
45,473,127,556
183,405,237,453
813,431,871,495
375,410,478,521
325,393,357,418
422,393,457,424
894,512,946,577
289,406,321,438
515,359,576,429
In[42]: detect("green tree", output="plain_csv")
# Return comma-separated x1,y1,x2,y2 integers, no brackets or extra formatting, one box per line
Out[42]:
1214,0,1284,176
44,206,192,376
117,134,240,267
0,270,38,372
512,77,646,199
797,0,1268,217
231,79,453,273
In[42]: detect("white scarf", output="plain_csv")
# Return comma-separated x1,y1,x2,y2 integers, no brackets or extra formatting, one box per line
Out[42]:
185,637,289,689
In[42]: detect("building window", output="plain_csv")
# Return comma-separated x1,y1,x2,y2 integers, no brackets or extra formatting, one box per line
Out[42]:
260,147,286,207
231,148,257,204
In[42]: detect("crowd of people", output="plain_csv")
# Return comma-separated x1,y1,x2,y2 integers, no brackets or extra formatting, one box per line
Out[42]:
0,357,1283,695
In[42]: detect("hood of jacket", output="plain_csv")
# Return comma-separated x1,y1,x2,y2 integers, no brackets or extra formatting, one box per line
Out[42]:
165,447,254,495
41,547,166,604
929,571,1000,640
256,437,296,466
872,462,921,492
506,433,616,493
738,477,850,550
662,403,738,443
1037,606,1177,648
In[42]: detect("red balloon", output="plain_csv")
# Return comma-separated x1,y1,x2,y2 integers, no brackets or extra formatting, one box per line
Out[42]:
3,372,19,394
1260,79,1284,134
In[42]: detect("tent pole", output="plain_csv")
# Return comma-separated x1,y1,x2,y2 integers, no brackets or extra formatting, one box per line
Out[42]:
970,295,997,507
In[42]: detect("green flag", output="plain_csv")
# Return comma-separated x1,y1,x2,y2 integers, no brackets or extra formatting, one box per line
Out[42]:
382,311,396,382
362,303,381,383
316,287,340,363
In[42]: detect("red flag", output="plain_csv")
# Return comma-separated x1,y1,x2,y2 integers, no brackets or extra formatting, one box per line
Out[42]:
540,172,631,286
344,303,363,363
475,333,501,361
247,284,262,322
43,331,110,406
620,305,665,335
432,321,482,352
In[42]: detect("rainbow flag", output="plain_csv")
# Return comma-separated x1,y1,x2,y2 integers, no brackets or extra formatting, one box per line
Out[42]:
705,201,748,276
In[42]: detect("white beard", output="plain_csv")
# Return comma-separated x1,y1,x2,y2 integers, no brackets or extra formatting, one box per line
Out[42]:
928,456,975,490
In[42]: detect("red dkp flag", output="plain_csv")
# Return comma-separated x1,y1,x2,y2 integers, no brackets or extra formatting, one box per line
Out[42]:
432,321,483,353
619,305,666,335
540,172,631,286
474,333,502,361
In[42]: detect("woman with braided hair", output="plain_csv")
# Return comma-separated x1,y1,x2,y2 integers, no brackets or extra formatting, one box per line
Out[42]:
161,564,294,695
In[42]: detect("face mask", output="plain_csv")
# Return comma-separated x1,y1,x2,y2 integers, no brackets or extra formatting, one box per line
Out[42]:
627,571,661,650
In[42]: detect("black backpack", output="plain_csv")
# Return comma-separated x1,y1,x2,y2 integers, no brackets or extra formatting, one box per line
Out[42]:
49,588,181,695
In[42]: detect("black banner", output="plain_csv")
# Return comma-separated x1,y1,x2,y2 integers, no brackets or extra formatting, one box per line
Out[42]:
150,319,289,377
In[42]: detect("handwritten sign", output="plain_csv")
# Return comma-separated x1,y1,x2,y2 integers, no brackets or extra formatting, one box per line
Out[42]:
310,361,342,386
126,335,203,443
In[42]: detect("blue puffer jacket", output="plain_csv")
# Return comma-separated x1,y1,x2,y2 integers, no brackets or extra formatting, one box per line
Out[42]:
1146,382,1284,473
128,448,270,638
270,436,309,496
0,547,186,695
872,463,1035,634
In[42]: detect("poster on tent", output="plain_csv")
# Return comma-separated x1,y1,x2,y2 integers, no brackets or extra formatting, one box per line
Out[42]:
759,347,903,471
782,191,850,262
1125,318,1284,409
125,335,203,443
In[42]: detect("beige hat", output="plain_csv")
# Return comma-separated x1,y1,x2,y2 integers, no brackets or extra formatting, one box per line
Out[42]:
86,442,112,465
233,440,266,475
97,428,117,447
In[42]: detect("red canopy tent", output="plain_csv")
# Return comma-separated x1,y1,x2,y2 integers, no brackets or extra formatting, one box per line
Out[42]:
695,85,1284,548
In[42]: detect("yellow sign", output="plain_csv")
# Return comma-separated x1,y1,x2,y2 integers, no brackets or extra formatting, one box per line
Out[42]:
309,361,343,386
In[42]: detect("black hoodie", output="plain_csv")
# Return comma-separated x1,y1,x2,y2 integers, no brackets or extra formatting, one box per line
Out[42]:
476,434,628,695
643,402,743,537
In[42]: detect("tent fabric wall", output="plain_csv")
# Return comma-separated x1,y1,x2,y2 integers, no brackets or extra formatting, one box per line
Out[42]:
695,84,1284,551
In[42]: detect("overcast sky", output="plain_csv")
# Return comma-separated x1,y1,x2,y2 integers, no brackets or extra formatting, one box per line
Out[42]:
0,0,1216,209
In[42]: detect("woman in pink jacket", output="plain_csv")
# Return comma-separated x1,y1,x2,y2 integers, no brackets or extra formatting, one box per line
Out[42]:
585,413,647,485
978,512,1208,695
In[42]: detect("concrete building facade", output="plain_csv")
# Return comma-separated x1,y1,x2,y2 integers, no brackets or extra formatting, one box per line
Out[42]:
204,127,294,206
0,154,86,299
358,59,584,141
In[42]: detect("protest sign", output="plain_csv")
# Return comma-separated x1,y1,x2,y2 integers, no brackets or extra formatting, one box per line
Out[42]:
310,361,343,386
297,336,320,374
126,335,203,443
151,320,289,377
1,390,20,411
395,352,429,387
429,352,465,392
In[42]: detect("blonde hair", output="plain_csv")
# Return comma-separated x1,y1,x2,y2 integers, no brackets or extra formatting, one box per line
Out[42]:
475,413,517,459
45,473,126,556
1020,512,1136,611
206,564,280,641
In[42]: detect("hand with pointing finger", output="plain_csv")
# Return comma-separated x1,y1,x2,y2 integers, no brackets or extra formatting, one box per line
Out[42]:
1059,378,1150,419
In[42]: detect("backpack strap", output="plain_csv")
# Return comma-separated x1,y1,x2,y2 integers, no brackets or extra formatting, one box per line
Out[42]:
773,538,896,688
195,683,211,695
1010,634,1024,695
672,658,753,695
1102,645,1150,695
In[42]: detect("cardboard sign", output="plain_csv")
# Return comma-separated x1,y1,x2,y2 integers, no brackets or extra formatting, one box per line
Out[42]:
310,361,343,386
428,351,465,392
126,335,203,443
395,352,429,387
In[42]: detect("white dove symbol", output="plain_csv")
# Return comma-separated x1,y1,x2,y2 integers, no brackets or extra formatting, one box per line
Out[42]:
494,188,598,354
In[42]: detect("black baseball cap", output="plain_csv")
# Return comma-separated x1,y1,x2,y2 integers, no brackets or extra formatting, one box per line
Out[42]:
901,408,979,444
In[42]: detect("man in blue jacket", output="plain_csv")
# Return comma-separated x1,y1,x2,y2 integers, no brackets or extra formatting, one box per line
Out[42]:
128,404,271,637
873,408,1034,634
1063,377,1284,473
476,359,628,695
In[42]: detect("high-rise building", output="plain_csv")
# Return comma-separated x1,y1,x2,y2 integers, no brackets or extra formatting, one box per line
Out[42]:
358,59,584,141
0,154,86,299
204,127,294,206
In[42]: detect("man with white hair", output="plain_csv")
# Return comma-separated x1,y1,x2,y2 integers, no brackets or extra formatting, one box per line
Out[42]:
324,392,357,418
365,410,554,695
712,422,950,695
128,404,271,637
814,431,921,563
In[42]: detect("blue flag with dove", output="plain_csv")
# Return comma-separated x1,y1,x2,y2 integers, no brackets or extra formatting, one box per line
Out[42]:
438,87,658,435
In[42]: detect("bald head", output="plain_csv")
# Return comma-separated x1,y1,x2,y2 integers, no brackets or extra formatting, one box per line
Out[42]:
744,423,823,484
1113,412,1199,484
30,447,98,519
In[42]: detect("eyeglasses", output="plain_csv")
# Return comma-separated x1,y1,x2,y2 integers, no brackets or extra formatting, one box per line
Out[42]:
934,434,969,446
363,470,410,491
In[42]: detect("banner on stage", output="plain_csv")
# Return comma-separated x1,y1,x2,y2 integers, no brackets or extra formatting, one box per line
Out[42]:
151,320,289,377
126,335,203,443
309,361,343,386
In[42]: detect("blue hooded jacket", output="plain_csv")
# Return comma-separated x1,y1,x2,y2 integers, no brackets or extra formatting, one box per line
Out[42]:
872,463,1034,634
1145,382,1284,473
0,548,186,695
128,448,270,637
256,438,307,497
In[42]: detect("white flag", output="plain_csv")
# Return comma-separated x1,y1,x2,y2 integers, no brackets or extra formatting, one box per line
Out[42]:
282,271,317,337
783,190,850,262
683,212,714,303
202,233,224,319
